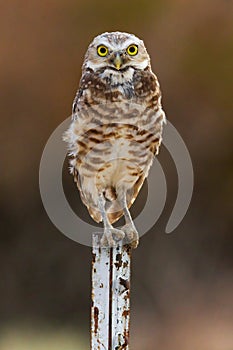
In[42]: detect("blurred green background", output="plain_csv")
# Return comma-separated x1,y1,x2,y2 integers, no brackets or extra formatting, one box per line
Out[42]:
0,0,232,349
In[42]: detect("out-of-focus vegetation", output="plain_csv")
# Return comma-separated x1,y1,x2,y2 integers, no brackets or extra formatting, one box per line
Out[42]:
0,0,232,348
0,327,88,350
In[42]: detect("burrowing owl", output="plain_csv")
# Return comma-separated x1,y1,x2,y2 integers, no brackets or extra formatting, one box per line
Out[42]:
64,32,166,248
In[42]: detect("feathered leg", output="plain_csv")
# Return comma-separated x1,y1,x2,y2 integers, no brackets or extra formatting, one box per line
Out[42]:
118,190,139,249
98,193,125,247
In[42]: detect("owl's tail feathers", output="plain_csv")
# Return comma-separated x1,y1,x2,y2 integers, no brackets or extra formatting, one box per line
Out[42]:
86,174,146,225
107,173,146,224
108,210,124,225
86,197,124,224
88,202,124,225
88,206,102,223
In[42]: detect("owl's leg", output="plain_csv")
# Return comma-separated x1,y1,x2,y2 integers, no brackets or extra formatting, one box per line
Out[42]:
98,194,125,247
119,191,139,249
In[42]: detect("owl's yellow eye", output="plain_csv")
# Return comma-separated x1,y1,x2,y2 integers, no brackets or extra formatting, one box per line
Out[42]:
127,44,138,56
97,45,108,57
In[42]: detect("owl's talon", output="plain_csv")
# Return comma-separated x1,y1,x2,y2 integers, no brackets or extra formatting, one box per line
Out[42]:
101,228,125,247
122,223,139,249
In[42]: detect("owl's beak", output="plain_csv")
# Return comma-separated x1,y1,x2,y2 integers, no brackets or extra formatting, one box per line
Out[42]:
113,53,123,70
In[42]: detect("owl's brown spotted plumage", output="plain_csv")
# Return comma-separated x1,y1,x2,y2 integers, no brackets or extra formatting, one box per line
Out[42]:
64,32,166,248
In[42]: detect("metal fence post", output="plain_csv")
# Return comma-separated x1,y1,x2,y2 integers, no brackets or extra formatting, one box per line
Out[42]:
91,234,131,350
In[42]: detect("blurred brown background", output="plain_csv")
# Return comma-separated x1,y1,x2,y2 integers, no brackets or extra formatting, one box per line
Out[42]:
0,0,232,349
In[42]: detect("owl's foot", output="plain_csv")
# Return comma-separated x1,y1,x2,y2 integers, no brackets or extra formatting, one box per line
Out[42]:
100,227,125,247
122,223,139,249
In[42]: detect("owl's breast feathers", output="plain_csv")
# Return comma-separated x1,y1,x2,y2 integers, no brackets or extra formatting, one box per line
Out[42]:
72,67,161,108
65,67,166,223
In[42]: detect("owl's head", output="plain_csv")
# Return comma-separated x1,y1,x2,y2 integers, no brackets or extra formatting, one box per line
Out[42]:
83,32,151,73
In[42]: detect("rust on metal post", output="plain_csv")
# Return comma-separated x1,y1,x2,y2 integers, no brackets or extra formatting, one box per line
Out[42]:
111,244,131,350
91,234,110,349
91,235,131,350
108,247,113,350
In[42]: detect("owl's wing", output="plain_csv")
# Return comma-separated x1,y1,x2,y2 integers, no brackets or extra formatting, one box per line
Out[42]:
72,68,104,118
72,78,86,112
71,87,84,121
71,68,94,119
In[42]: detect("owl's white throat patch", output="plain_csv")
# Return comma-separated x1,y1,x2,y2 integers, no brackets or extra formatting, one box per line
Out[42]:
100,67,134,86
